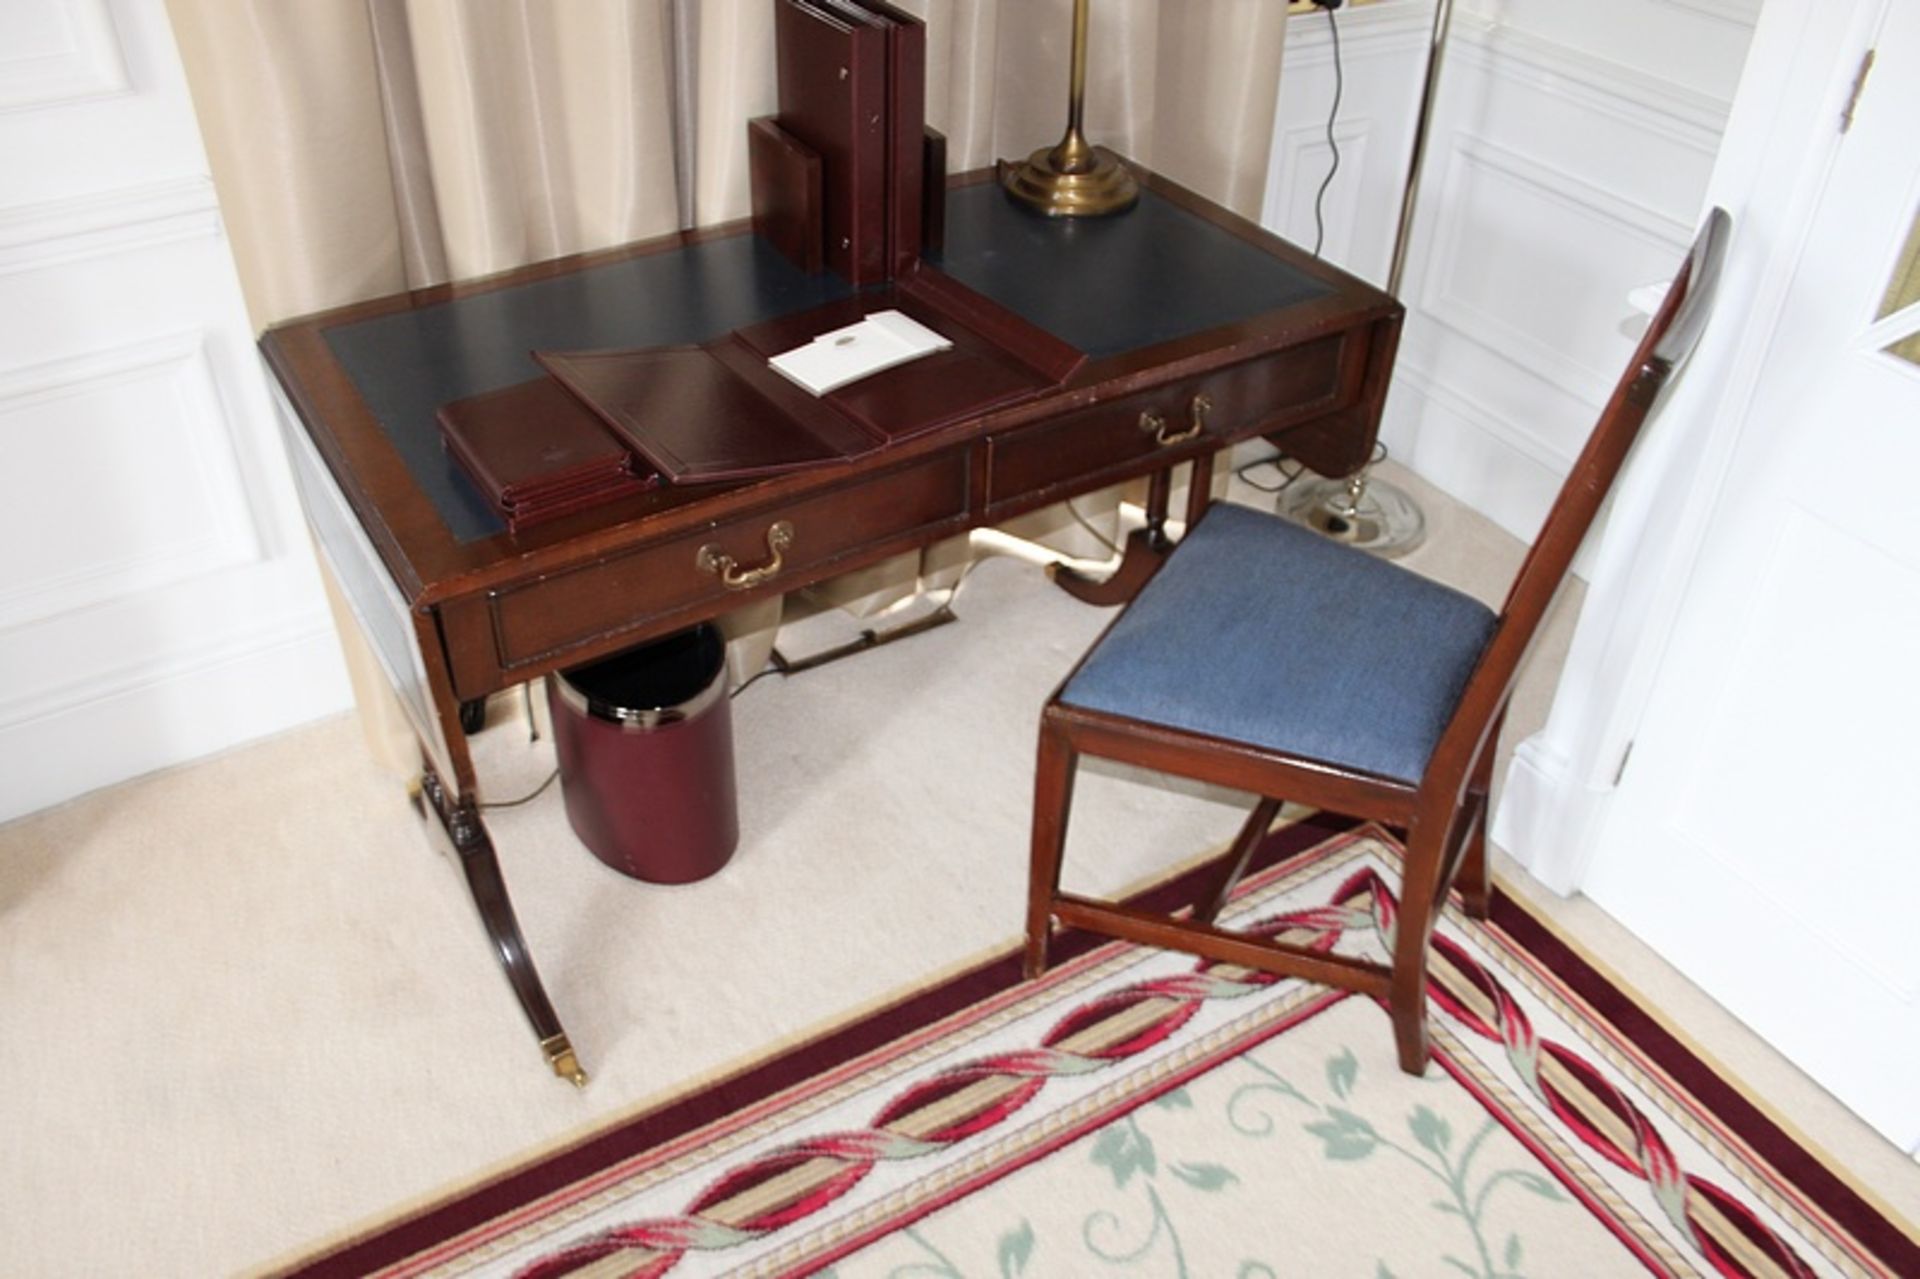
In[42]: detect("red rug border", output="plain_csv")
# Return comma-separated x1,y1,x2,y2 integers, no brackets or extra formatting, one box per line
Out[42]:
275,814,1350,1277
1434,1040,1677,1276
275,816,1918,1277
792,989,1351,1277
1487,895,1920,1276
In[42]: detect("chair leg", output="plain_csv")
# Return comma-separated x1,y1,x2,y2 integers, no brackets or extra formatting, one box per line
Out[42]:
1389,825,1449,1075
1025,721,1079,980
1193,797,1282,924
1456,802,1491,920
1457,728,1499,920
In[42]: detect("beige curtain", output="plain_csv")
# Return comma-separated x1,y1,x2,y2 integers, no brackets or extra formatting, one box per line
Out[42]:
682,0,1289,227
168,0,683,321
170,0,1288,326
166,0,1287,763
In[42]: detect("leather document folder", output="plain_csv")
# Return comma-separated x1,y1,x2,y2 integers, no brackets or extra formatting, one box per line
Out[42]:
832,0,926,276
732,268,1085,445
775,0,887,285
535,267,1086,486
535,340,885,485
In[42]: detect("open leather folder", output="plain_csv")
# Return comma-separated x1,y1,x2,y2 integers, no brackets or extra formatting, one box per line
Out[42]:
437,265,1087,516
533,267,1085,485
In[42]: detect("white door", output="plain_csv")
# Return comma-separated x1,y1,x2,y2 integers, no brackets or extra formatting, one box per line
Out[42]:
1582,0,1920,1151
0,0,349,822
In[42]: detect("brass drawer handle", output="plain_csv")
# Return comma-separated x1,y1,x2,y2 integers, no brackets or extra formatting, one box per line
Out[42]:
697,520,794,591
1140,393,1212,447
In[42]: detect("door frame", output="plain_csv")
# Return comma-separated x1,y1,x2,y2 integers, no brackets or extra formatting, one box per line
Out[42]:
1492,0,1893,890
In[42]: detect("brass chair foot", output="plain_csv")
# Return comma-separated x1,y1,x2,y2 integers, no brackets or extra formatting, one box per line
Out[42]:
542,1034,588,1088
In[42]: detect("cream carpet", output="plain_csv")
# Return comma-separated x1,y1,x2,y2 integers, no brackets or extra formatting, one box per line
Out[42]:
1,469,1913,1276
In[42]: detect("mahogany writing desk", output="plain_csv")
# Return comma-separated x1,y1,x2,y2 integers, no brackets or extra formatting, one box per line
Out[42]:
262,168,1401,1084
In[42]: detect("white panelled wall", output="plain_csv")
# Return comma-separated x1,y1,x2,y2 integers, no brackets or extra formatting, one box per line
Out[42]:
0,0,350,823
1265,0,1757,543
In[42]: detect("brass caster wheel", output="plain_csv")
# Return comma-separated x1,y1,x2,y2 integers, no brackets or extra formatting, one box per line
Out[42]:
542,1033,588,1088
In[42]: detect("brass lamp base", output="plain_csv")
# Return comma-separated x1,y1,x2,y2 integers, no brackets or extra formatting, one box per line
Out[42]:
1001,144,1139,218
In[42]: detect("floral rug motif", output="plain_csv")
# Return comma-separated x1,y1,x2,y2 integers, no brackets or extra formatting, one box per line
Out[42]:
279,820,1918,1278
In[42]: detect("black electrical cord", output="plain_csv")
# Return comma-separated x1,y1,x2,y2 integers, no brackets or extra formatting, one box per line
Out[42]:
479,767,560,810
729,664,781,699
1310,0,1345,260
1234,438,1393,497
1234,452,1308,494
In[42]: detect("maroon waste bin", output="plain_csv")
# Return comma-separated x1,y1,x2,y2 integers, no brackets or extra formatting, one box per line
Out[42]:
547,623,739,883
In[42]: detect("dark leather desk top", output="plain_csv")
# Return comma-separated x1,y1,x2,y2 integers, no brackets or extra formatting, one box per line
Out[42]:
320,182,1333,544
931,181,1329,360
323,233,850,543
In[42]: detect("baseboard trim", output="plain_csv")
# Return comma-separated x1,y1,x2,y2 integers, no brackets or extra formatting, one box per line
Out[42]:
0,623,351,824
1491,732,1610,894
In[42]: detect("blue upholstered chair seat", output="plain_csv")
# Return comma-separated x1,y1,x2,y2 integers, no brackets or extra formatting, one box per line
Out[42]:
1060,502,1498,784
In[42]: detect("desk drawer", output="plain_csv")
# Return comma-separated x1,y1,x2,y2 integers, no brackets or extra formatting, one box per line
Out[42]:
482,450,970,675
985,336,1347,511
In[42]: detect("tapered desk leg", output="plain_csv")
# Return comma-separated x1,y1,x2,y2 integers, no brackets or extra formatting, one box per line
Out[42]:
418,768,588,1087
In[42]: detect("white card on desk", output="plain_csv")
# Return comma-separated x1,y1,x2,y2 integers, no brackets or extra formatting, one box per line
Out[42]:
767,309,953,396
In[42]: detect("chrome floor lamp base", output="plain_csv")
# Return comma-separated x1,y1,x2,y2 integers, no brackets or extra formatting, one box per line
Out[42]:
1275,469,1426,558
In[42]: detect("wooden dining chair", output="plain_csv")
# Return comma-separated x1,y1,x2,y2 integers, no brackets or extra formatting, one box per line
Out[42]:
1025,208,1730,1074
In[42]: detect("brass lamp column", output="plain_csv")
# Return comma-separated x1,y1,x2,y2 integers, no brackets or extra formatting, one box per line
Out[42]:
1002,0,1138,217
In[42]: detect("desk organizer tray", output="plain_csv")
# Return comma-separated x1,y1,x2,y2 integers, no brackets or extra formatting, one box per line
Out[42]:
437,379,654,531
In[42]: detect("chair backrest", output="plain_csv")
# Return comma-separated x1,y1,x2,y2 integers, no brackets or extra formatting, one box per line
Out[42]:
1423,208,1732,798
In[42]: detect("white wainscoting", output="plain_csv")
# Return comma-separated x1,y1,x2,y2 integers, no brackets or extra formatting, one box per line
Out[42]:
1380,13,1733,543
1264,3,1743,545
0,0,128,110
1263,0,1436,286
0,0,349,824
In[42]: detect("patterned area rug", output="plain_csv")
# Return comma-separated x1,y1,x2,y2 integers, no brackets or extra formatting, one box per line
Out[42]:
278,818,1918,1278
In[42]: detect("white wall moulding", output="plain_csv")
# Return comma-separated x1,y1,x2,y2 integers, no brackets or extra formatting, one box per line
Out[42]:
1651,0,1765,29
1449,20,1731,150
0,0,129,112
0,334,263,633
1263,0,1435,286
0,177,223,276
1460,0,1758,94
1365,7,1744,543
1270,119,1376,268
1421,136,1695,407
1375,365,1567,543
1386,361,1574,477
0,0,350,821
0,618,348,824
0,605,337,734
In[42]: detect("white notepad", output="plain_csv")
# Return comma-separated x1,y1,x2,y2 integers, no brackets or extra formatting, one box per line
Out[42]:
767,309,953,396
